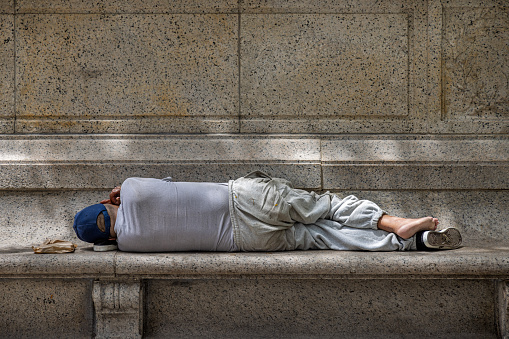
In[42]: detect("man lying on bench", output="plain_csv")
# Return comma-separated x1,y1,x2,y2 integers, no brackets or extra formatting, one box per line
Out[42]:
73,171,462,252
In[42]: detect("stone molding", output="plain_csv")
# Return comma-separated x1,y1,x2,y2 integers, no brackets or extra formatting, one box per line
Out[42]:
0,134,506,190
93,279,143,339
2,247,509,279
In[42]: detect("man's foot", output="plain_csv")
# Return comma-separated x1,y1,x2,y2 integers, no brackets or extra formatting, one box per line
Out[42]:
378,215,439,239
416,228,462,250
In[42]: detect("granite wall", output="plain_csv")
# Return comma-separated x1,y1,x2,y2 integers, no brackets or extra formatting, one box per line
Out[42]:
0,0,506,134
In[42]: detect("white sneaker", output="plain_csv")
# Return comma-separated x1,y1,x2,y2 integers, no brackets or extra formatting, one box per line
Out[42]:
422,228,462,250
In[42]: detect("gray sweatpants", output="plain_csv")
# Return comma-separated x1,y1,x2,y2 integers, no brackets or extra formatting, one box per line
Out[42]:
230,172,417,251
292,194,417,251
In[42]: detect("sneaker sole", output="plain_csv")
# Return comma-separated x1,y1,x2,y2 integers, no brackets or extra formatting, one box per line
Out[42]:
93,243,118,252
423,228,462,249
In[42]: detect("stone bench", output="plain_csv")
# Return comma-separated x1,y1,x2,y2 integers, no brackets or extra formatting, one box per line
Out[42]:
1,245,508,338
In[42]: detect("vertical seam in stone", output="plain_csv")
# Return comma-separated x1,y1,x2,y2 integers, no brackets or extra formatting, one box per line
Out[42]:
113,250,118,277
439,4,445,122
407,10,411,120
237,7,242,133
319,138,324,191
12,0,16,133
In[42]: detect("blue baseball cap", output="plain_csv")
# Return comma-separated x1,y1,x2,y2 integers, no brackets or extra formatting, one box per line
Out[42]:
73,204,111,243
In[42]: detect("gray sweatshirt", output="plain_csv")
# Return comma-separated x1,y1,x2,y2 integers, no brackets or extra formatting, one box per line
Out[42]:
115,177,237,252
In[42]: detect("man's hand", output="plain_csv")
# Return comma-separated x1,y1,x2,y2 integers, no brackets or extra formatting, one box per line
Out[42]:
100,186,121,205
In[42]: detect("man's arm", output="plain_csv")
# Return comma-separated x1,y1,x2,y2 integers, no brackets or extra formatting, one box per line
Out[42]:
100,186,121,205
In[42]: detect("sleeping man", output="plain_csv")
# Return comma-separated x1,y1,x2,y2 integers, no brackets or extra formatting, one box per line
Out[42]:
73,171,462,252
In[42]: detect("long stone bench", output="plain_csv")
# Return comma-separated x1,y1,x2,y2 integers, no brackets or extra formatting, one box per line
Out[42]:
1,245,508,338
1,134,507,338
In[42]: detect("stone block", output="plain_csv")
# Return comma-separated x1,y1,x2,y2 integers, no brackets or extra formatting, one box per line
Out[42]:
428,0,509,134
0,135,322,189
0,249,116,276
17,0,238,13
0,14,14,133
499,280,509,339
442,6,508,121
16,14,238,133
322,136,508,162
0,135,320,162
323,164,508,190
144,278,497,338
321,136,509,189
0,162,321,190
241,0,415,14
241,14,409,125
114,247,509,277
0,0,13,13
0,278,93,338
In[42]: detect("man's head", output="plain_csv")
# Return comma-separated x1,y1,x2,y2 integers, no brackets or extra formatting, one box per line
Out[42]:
73,203,117,243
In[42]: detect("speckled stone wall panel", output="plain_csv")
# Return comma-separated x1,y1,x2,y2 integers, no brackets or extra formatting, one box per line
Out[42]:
0,14,14,133
17,0,238,13
241,14,409,121
16,14,239,133
442,6,508,121
0,0,13,13
0,190,110,248
428,0,509,134
0,279,93,338
145,279,497,338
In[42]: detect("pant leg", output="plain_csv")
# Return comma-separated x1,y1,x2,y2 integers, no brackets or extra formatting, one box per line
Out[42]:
231,173,414,251
230,175,333,251
326,194,385,230
292,219,417,251
290,194,416,251
233,172,381,229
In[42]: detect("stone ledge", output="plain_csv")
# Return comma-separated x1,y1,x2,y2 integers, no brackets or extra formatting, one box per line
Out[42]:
1,245,508,279
0,247,116,277
0,134,506,189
